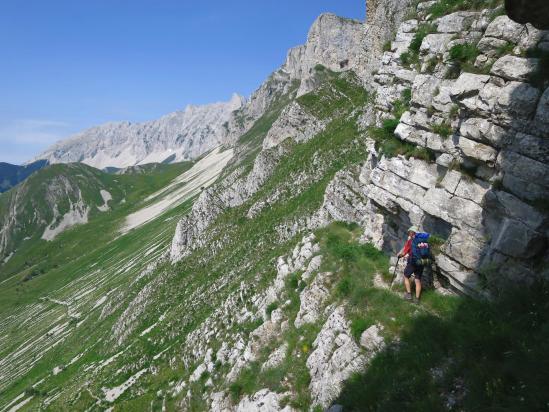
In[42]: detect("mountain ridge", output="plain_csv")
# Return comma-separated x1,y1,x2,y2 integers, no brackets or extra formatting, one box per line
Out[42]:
31,93,245,169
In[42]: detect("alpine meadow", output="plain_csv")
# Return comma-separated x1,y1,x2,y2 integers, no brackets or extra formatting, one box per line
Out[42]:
1,1,549,411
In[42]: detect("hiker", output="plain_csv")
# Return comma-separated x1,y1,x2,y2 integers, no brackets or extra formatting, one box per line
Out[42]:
398,225,425,302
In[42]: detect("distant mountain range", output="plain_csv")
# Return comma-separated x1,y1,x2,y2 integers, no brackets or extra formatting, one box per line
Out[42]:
0,160,48,193
29,93,245,170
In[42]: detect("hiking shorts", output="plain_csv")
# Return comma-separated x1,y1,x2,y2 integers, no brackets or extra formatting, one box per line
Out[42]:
404,260,423,280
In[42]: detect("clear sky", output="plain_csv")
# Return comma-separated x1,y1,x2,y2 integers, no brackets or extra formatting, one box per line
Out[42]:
0,1,365,164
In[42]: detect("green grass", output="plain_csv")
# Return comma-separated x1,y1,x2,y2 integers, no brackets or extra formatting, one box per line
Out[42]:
335,280,549,411
297,67,369,120
427,0,503,19
431,122,453,138
448,43,480,73
369,126,436,162
0,161,192,281
400,24,436,69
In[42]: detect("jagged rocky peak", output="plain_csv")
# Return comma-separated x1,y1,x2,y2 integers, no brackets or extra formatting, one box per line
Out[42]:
32,93,245,169
283,13,367,95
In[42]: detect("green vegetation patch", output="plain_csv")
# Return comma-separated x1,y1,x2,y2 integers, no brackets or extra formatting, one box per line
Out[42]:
297,67,369,120
335,280,549,411
427,0,503,19
431,121,453,138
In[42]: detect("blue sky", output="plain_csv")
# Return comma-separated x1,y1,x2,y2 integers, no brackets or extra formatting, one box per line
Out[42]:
0,1,365,164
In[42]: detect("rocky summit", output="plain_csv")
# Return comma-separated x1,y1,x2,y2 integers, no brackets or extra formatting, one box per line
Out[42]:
0,1,548,411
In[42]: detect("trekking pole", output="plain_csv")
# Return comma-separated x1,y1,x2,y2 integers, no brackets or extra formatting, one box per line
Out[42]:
390,256,400,288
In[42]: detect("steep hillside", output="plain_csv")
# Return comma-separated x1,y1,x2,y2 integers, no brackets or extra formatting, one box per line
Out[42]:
32,94,244,169
0,160,48,193
0,1,548,412
0,163,124,264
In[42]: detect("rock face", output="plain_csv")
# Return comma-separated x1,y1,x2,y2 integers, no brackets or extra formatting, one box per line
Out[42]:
32,94,245,169
283,13,366,95
306,306,366,408
368,9,549,293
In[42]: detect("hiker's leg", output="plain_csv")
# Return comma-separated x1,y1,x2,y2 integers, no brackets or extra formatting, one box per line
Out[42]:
415,278,422,298
404,276,411,293
414,265,424,299
403,261,413,294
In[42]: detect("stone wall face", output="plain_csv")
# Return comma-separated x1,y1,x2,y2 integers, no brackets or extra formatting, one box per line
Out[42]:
358,7,549,293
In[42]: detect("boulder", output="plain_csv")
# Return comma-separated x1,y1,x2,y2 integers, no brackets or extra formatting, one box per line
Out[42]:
494,81,541,121
477,37,511,57
412,74,442,107
294,272,333,328
435,11,479,33
420,187,484,230
484,15,525,43
359,324,385,352
420,33,455,55
435,253,481,292
499,150,549,190
449,73,490,100
491,55,540,82
307,307,365,409
459,118,508,147
236,389,294,412
485,190,546,231
534,87,549,137
458,136,498,164
511,132,549,163
445,228,487,270
454,177,490,204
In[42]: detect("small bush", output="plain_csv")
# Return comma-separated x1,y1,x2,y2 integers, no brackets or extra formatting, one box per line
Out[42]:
449,43,479,62
448,43,480,74
287,273,299,289
265,301,279,318
431,122,453,138
400,51,418,68
449,104,460,119
425,57,439,73
228,383,243,402
409,24,436,53
336,277,353,297
382,118,400,134
383,41,392,52
401,88,412,105
429,234,447,254
495,42,514,57
427,0,503,19
351,316,371,340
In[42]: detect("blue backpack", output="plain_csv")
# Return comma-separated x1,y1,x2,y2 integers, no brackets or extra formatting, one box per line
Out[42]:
411,232,431,266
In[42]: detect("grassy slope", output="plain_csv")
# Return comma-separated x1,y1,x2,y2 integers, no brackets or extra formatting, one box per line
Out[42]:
0,161,192,282
0,161,195,408
11,69,369,411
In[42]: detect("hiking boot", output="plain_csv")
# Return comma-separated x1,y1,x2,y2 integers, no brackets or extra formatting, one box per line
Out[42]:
404,292,412,301
413,296,420,304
